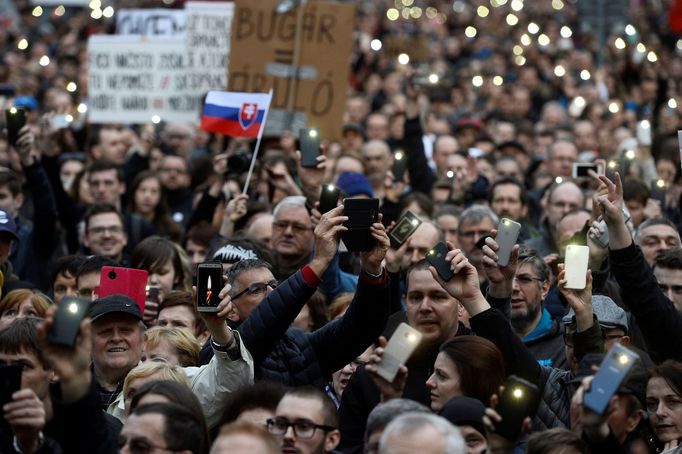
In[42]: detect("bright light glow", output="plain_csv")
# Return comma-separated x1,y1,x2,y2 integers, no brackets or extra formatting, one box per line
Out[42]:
493,76,503,86
625,24,636,36
608,102,620,113
387,8,399,20
555,177,563,184
608,161,618,169
447,170,454,178
636,42,646,53
88,0,100,8
66,82,77,92
91,8,102,19
647,51,658,62
515,56,526,66
17,39,28,50
395,151,404,161
428,73,439,84
511,0,523,11
560,26,572,38
68,303,79,314
472,75,483,87
402,0,414,6
520,34,531,46
77,103,88,114
308,129,318,138
580,70,591,81
574,96,586,108
9,107,17,114
327,184,335,191
640,119,650,129
625,149,636,160
554,65,566,77
477,5,489,17
39,55,50,66
370,39,382,51
401,8,410,19
527,22,539,34
615,37,626,50
397,53,410,65
513,45,523,56
538,34,550,46
64,114,73,123
411,219,419,226
32,6,43,16
618,354,629,365
410,7,422,18
426,7,437,19
678,40,682,51
656,179,666,188
552,0,564,10
54,5,65,16
102,6,114,17
668,98,678,109
512,388,523,398
465,26,477,38
506,13,518,26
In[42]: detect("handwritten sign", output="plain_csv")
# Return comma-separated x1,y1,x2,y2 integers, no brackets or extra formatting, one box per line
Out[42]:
116,9,186,37
228,0,354,140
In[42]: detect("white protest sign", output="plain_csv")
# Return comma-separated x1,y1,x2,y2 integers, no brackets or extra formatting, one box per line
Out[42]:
116,9,186,36
30,0,87,5
88,35,198,123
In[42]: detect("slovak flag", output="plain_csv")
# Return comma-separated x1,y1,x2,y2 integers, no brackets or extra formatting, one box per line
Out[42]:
201,91,272,138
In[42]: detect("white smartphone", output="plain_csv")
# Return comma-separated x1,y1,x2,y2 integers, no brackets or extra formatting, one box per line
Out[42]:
637,120,651,146
496,218,521,267
564,245,589,289
376,323,423,382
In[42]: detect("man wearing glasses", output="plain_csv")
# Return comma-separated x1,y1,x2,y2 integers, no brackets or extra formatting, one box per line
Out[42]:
268,387,340,454
82,204,128,263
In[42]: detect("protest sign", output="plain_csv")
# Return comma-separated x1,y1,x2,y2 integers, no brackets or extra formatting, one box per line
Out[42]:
227,0,354,140
30,0,87,5
88,35,197,123
116,9,186,36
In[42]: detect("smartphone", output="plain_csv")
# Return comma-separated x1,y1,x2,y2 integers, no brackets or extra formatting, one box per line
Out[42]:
392,150,407,182
677,130,682,173
0,363,22,417
584,344,640,414
341,198,379,252
319,184,340,214
5,107,26,147
98,267,149,315
299,127,320,168
496,218,521,267
47,296,90,347
637,120,652,146
651,180,666,205
146,285,160,304
564,245,589,289
494,375,541,441
389,210,422,249
589,220,609,248
196,261,223,313
376,323,423,382
572,163,604,178
426,242,455,281
52,114,71,129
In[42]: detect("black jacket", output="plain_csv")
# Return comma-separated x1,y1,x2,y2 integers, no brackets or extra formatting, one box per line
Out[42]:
238,268,391,387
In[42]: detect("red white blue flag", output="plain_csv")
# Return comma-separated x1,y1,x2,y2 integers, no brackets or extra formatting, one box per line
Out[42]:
201,91,272,138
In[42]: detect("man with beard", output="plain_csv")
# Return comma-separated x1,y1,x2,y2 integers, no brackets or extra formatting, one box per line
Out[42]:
510,245,567,368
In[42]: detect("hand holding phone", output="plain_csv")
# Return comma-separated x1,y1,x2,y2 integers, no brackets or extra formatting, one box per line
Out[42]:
494,375,540,441
341,198,379,251
375,323,422,382
564,245,589,289
47,297,91,347
426,242,455,281
196,262,223,313
392,150,407,182
98,267,148,314
144,285,161,323
389,210,422,249
496,218,521,267
0,363,22,420
5,107,26,147
584,344,640,414
319,184,340,214
299,128,321,168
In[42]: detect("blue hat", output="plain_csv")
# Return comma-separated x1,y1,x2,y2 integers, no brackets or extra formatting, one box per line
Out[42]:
14,96,38,111
0,209,18,241
337,172,373,198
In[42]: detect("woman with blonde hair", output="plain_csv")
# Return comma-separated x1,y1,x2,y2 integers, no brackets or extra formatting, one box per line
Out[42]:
144,326,201,367
123,360,190,414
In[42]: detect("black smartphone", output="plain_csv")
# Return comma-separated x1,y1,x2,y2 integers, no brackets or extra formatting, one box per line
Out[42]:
0,363,23,417
47,297,91,347
494,375,541,441
196,262,223,313
389,210,422,249
146,285,160,304
5,107,26,147
651,180,666,205
426,242,455,281
319,184,340,214
584,344,640,415
341,198,379,251
299,127,320,168
392,150,407,182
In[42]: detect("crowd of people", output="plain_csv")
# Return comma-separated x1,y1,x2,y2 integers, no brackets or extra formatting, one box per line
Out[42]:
2,0,682,453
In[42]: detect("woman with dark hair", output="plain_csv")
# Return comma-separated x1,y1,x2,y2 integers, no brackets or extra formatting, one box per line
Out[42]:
426,336,506,411
131,236,192,296
647,360,682,452
128,171,183,242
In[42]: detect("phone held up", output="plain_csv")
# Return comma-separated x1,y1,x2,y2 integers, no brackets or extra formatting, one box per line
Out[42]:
426,242,455,281
196,261,223,313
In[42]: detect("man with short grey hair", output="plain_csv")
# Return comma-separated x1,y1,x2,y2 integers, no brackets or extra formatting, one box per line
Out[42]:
271,196,315,278
378,412,465,454
457,205,498,279
364,399,430,454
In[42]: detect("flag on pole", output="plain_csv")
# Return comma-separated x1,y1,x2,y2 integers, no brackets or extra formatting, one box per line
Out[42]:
201,91,272,138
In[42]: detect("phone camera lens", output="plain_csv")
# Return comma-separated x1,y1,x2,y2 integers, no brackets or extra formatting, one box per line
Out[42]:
108,271,116,280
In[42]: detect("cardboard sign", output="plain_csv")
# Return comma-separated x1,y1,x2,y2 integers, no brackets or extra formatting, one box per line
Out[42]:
227,0,354,140
116,9,187,36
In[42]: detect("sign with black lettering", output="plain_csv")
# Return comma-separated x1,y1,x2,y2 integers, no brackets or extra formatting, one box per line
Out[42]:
116,9,186,37
228,0,354,140
87,36,196,123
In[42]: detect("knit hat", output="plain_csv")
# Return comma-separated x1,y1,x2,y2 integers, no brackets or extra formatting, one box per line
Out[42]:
439,396,487,437
562,295,628,334
337,172,373,198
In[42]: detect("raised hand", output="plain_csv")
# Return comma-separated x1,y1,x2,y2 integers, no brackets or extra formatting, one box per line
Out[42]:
481,230,519,297
360,213,390,276
557,264,593,331
3,388,46,454
594,172,624,225
296,150,327,194
312,205,348,269
364,336,407,402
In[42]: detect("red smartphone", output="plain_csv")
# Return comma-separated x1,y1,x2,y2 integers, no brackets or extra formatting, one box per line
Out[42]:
98,266,149,314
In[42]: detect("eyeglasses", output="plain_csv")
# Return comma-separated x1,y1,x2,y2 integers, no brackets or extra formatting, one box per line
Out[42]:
272,221,313,234
231,280,278,301
513,275,544,286
266,418,336,439
87,225,124,235
118,435,174,454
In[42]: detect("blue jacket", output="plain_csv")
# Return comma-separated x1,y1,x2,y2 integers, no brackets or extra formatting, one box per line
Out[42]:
238,267,390,387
